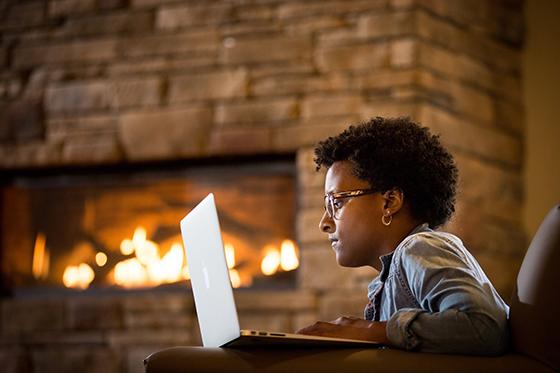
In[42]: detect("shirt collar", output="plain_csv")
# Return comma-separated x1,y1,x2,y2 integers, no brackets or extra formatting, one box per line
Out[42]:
378,222,431,272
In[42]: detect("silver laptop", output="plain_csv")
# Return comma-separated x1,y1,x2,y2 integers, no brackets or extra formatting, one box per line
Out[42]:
180,193,381,348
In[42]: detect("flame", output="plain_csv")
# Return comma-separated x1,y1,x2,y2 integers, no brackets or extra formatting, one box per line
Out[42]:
63,263,94,289
280,240,299,271
120,239,135,255
261,245,280,276
224,243,236,269
114,258,147,287
229,269,241,288
113,227,189,288
147,242,184,284
95,252,108,267
32,233,49,280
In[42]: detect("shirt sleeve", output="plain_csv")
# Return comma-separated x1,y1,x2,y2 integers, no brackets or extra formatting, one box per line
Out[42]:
385,234,510,355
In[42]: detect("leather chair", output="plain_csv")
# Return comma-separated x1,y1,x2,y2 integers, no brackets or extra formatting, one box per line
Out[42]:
144,205,560,372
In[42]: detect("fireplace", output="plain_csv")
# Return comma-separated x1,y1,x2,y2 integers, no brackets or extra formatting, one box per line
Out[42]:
1,156,298,295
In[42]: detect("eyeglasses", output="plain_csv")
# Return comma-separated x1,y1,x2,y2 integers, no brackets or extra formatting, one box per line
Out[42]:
324,188,378,220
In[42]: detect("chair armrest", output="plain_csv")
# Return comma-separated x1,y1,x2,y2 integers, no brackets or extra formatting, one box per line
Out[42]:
144,346,554,373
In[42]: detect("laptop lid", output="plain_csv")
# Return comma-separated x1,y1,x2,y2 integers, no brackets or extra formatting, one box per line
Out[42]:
180,193,241,347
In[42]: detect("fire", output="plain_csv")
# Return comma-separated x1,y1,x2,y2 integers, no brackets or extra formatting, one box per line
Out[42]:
280,239,299,271
63,263,94,289
95,252,107,267
229,269,241,288
260,240,299,276
224,243,236,269
59,224,299,289
32,233,50,280
112,227,187,288
261,245,280,276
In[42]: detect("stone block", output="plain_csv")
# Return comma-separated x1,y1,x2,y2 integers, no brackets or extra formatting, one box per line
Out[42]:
454,153,523,224
220,21,281,37
168,69,247,103
120,30,218,58
108,55,216,76
13,39,117,69
48,0,96,17
0,346,29,373
119,106,213,160
277,0,388,19
297,244,375,291
2,298,65,334
360,100,418,120
301,94,364,118
318,291,370,320
221,36,311,64
390,38,416,67
1,2,45,29
0,99,44,141
46,116,118,141
207,127,273,156
106,329,192,348
156,3,233,30
356,68,417,90
66,297,124,330
215,98,298,126
252,73,349,97
297,207,326,244
416,10,520,74
46,81,111,113
238,312,292,333
123,294,194,329
62,131,122,164
284,15,344,35
357,11,415,39
111,77,162,109
58,11,153,37
46,78,161,114
315,42,390,72
235,4,275,21
296,147,326,188
235,290,316,312
273,116,359,152
31,346,120,373
419,104,522,167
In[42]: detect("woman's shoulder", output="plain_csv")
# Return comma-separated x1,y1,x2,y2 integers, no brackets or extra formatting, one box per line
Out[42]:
391,229,468,270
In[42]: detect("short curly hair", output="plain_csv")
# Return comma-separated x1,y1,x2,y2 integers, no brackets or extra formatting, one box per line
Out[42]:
314,117,458,228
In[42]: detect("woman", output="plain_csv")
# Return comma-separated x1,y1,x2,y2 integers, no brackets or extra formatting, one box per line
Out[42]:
296,117,509,355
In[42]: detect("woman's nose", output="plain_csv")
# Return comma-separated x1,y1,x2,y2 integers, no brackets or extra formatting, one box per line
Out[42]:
319,210,335,233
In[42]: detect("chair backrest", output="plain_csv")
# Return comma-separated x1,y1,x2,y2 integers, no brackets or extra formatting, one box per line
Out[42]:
509,204,560,371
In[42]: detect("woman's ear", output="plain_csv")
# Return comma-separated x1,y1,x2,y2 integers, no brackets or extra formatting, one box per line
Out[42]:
381,188,404,214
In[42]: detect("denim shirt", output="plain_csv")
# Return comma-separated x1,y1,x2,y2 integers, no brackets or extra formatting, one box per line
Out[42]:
364,224,510,355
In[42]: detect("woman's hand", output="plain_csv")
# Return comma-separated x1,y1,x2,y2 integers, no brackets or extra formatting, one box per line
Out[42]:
295,316,390,345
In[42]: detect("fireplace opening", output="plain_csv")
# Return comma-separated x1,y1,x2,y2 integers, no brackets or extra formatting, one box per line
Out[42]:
1,156,297,296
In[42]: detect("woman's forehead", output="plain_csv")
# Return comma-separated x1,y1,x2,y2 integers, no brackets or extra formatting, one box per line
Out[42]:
325,161,370,193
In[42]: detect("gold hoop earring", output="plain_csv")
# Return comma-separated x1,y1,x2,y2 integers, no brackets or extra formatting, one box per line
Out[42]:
382,213,392,226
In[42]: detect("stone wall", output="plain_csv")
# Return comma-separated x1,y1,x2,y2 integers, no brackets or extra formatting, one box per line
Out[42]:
0,1,525,372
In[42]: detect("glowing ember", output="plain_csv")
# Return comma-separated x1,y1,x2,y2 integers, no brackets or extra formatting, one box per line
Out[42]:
224,243,236,269
32,232,50,280
113,258,147,287
261,245,281,276
147,242,184,284
229,269,241,288
280,239,299,271
63,263,94,289
95,252,108,267
120,239,135,255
